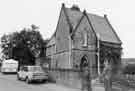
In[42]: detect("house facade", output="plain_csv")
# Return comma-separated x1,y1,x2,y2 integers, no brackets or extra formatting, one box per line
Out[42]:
45,4,122,88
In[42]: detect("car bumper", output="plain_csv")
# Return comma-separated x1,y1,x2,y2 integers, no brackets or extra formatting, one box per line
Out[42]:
31,76,48,81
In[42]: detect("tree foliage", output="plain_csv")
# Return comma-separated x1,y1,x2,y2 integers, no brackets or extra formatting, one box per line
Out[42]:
0,34,12,59
0,24,45,65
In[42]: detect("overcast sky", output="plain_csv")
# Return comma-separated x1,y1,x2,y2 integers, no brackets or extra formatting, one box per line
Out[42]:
0,0,134,58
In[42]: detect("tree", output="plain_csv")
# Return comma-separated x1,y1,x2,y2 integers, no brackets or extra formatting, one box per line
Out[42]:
0,34,12,59
0,24,45,65
19,25,44,58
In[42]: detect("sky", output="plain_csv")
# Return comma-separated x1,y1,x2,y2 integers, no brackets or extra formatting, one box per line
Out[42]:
0,0,134,58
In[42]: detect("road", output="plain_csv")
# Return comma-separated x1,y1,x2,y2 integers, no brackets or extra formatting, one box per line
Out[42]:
1,73,134,91
0,73,78,91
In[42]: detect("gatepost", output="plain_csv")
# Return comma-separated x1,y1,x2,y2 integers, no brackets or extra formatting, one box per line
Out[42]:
81,62,92,91
103,62,112,91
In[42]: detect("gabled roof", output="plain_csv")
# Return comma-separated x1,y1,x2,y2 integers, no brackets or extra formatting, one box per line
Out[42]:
65,8,83,29
63,4,122,44
87,13,121,44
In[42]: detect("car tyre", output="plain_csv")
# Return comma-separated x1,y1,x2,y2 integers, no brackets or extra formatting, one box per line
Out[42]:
17,74,21,80
26,77,31,84
42,79,47,83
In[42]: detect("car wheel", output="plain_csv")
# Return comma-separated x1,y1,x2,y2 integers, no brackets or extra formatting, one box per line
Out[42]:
17,74,21,80
42,79,47,83
26,77,31,84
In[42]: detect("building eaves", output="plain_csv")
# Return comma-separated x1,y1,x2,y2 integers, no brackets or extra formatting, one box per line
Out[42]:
104,15,122,44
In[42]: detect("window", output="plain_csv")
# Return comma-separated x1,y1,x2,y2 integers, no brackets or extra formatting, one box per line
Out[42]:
29,66,42,72
82,31,88,47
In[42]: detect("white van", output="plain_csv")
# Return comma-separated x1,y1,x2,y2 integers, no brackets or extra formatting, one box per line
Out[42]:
1,59,18,73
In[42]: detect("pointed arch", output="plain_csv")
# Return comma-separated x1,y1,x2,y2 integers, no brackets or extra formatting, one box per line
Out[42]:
80,55,89,71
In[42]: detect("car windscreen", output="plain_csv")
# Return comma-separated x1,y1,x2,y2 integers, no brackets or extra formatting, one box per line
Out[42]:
29,66,43,72
2,63,18,68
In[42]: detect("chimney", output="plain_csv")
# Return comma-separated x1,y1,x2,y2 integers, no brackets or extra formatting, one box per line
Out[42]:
62,3,65,7
71,4,80,11
104,14,107,18
83,10,87,15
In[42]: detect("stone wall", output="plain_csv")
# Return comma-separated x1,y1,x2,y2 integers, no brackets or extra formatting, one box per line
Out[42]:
47,69,82,89
71,49,98,79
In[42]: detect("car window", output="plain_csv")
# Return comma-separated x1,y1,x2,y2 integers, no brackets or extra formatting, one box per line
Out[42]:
29,66,42,72
23,67,28,72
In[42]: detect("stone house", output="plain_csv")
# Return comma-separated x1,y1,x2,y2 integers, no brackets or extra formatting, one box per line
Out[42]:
45,4,122,88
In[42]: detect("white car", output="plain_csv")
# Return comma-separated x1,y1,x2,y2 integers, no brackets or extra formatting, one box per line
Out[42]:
17,65,48,83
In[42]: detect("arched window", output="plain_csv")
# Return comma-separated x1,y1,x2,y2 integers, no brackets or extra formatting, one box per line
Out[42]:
80,56,88,71
82,31,88,47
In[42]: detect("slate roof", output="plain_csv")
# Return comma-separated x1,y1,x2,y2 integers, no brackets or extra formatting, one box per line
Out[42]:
64,6,122,44
66,8,83,29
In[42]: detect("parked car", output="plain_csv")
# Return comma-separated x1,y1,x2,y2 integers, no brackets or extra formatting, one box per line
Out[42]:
17,65,48,83
1,59,18,73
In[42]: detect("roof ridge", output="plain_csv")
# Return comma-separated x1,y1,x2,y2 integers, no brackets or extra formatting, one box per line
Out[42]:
70,9,98,41
64,6,102,40
104,15,122,44
84,10,98,39
86,12,104,18
70,11,85,38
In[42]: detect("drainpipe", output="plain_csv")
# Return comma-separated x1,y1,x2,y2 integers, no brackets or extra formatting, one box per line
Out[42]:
69,36,71,68
97,33,101,75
